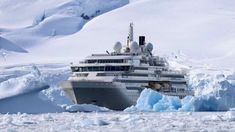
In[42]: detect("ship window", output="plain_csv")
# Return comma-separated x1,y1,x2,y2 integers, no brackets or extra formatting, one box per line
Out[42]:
134,67,148,70
82,67,88,72
105,66,130,71
72,66,130,72
85,59,124,64
75,73,88,77
122,73,148,77
71,67,80,72
161,75,184,78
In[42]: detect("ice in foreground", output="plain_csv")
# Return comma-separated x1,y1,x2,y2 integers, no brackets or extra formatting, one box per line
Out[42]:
0,112,235,131
0,64,109,114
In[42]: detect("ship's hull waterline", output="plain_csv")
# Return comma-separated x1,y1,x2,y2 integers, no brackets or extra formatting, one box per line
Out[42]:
61,81,141,110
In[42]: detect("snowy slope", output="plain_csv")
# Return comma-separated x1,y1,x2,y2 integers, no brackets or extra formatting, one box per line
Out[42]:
0,0,129,65
0,0,129,48
0,37,27,53
0,0,68,28
16,0,235,68
1,0,235,69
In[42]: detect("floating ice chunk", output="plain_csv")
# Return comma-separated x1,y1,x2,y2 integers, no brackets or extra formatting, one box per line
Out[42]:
79,118,109,127
135,88,162,111
65,104,109,112
202,115,223,121
40,114,54,121
124,115,143,124
225,108,235,121
124,105,139,112
94,119,110,126
31,65,41,77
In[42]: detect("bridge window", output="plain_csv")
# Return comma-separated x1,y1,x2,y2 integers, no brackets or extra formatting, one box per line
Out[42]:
71,66,130,72
86,59,124,63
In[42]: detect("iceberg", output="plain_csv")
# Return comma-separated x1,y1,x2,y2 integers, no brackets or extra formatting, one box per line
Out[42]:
126,79,235,112
125,89,194,112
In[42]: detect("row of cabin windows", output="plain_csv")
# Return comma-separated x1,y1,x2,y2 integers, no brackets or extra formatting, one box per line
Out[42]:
86,59,124,64
97,73,149,77
71,66,130,72
161,74,185,78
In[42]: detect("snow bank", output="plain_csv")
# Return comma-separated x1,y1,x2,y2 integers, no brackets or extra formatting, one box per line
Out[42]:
0,64,109,114
0,65,47,99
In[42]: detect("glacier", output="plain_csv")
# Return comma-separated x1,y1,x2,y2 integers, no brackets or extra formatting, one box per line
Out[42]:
125,68,235,112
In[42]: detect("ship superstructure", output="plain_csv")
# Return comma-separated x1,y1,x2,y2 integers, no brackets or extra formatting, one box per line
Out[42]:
61,23,193,110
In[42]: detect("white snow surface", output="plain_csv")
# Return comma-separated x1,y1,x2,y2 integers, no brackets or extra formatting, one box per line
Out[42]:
0,112,235,131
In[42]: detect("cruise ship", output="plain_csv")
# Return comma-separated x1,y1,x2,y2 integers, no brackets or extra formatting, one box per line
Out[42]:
61,23,193,110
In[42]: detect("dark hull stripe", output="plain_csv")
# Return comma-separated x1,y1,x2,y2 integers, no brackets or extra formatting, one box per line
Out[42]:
116,79,187,84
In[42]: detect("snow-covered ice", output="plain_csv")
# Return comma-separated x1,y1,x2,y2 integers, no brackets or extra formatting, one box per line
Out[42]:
0,112,235,132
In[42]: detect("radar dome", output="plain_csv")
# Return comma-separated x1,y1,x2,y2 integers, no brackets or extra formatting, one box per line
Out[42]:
130,41,139,53
146,43,153,52
113,41,122,53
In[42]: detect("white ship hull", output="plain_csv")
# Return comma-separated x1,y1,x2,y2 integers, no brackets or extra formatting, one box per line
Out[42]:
61,80,140,110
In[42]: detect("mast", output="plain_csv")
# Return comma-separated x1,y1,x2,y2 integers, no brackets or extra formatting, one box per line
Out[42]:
129,22,134,43
126,22,134,52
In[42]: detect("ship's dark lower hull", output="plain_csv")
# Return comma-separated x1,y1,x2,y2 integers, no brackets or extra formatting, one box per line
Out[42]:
61,81,140,110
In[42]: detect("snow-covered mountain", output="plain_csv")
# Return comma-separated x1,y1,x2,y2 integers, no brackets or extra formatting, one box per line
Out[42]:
0,0,68,28
0,0,129,64
1,0,235,69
